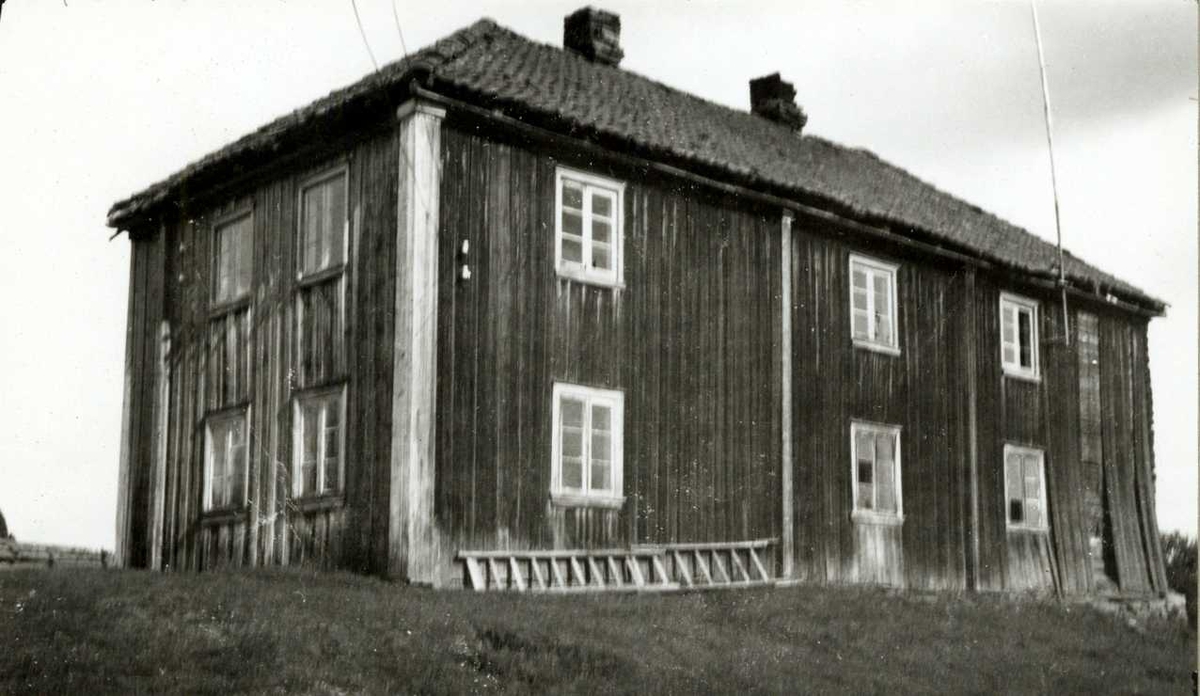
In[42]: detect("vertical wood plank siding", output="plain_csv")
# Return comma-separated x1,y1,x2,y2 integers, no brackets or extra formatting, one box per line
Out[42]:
115,111,1166,595
435,123,782,558
124,127,400,573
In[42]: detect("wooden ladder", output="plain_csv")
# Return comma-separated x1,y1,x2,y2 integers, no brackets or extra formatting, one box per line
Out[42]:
458,539,774,593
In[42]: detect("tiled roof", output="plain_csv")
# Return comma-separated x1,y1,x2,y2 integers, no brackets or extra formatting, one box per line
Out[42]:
107,19,1162,311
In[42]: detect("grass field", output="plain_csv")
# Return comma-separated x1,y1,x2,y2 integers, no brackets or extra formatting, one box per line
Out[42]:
0,568,1192,694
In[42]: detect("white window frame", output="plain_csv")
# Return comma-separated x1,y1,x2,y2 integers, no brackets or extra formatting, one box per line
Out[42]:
211,210,254,307
849,420,904,525
999,292,1040,381
291,386,347,499
848,254,900,355
203,408,250,512
1004,444,1049,533
296,165,350,281
550,382,625,508
554,166,625,288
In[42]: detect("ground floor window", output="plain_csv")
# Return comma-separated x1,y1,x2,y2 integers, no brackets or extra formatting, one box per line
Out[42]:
1004,444,1047,532
551,382,624,507
293,387,346,498
204,409,249,511
851,421,903,523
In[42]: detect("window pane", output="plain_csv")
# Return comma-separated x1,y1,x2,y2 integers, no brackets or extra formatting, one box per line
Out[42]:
591,404,611,431
562,210,583,237
324,453,339,491
852,309,869,340
301,175,345,275
857,481,874,510
875,315,892,346
236,218,253,297
1023,455,1042,500
562,398,585,427
592,219,612,244
229,443,245,506
1001,306,1015,344
872,274,890,315
562,237,583,263
591,431,611,464
1025,499,1042,529
1005,453,1023,502
563,180,584,210
1018,310,1033,368
591,191,613,218
591,461,611,492
592,243,611,271
561,427,583,458
852,268,868,291
1002,345,1016,365
855,430,875,475
562,457,583,489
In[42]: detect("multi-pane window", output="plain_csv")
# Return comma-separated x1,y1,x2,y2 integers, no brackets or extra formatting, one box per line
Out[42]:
1000,293,1040,379
849,254,899,353
850,421,903,521
293,389,345,498
1005,445,1048,532
555,167,624,286
204,410,248,511
299,169,347,277
212,213,253,304
551,383,624,505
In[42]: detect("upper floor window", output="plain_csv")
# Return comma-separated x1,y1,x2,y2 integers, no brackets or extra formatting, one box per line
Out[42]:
293,387,346,498
299,168,348,278
1004,444,1047,532
551,382,624,507
204,409,249,511
850,421,903,523
555,167,624,287
1000,293,1040,380
212,212,253,305
849,254,899,354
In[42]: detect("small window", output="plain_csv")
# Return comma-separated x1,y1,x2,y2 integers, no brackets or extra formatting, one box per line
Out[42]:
298,169,348,277
555,167,624,286
1004,445,1048,532
849,254,899,353
551,383,624,507
204,410,249,511
850,421,902,523
212,213,253,305
292,388,346,498
1000,293,1040,380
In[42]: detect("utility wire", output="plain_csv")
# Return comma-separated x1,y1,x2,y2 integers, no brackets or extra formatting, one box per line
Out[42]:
1030,0,1070,346
349,0,380,71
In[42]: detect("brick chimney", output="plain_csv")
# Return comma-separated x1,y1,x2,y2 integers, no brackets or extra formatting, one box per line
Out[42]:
564,7,623,67
749,73,807,132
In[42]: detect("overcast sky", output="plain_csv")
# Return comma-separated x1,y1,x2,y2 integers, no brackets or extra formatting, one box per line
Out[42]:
0,0,1194,549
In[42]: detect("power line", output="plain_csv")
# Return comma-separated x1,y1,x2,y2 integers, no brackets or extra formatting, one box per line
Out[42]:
349,0,380,71
1030,0,1070,346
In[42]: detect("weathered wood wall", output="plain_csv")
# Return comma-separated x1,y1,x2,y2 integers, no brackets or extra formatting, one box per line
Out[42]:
788,226,972,591
435,121,782,559
121,126,400,573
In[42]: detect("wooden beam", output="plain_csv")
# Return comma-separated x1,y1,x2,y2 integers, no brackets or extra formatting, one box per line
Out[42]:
780,212,794,580
673,550,693,587
749,547,770,582
964,269,981,591
586,557,605,588
114,247,138,568
148,320,170,571
465,558,486,591
388,99,446,583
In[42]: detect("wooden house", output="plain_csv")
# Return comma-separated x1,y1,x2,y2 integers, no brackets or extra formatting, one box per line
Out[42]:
108,9,1169,596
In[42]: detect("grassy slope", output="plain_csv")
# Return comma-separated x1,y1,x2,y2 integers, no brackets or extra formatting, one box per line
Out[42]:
0,569,1192,695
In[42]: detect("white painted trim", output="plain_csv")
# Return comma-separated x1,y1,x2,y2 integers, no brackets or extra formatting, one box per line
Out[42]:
554,166,625,288
550,382,625,506
849,420,904,522
1003,443,1049,533
395,100,447,121
780,211,794,579
848,253,900,354
999,292,1041,381
390,100,444,582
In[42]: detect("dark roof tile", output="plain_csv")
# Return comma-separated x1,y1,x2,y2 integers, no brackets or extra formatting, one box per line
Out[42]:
107,18,1161,310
